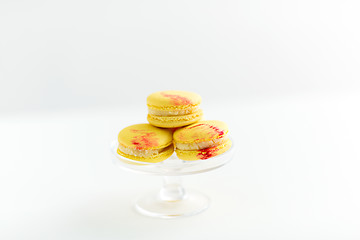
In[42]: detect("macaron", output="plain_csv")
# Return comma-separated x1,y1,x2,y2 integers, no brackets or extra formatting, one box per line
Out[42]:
147,90,203,128
173,120,232,160
117,123,174,163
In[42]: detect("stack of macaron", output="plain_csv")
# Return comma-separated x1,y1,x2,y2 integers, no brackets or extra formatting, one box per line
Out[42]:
117,90,232,163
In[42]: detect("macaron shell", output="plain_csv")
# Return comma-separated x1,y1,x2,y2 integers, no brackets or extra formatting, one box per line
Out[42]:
118,123,173,150
117,145,174,163
147,90,201,110
173,120,229,143
147,109,203,128
175,138,232,160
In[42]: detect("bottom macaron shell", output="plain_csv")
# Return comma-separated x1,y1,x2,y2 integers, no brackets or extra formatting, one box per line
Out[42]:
147,110,203,128
117,145,174,163
175,139,232,161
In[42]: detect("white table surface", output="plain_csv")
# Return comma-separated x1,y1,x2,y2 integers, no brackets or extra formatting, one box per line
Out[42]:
1,92,359,240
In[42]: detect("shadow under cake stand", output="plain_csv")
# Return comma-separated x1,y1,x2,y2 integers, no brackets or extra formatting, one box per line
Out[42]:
111,138,235,218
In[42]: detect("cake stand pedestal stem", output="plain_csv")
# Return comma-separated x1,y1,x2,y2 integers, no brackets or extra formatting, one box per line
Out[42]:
159,176,186,201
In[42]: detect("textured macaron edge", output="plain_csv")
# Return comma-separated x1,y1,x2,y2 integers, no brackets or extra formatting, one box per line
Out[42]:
147,103,200,111
147,109,203,122
117,144,174,163
147,110,203,128
173,120,229,144
175,138,232,161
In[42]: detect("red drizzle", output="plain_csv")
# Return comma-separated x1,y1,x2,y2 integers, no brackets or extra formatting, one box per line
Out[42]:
197,147,220,160
191,123,225,159
160,92,193,105
188,123,225,138
130,130,158,149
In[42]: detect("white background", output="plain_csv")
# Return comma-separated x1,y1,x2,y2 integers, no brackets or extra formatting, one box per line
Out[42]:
1,0,360,239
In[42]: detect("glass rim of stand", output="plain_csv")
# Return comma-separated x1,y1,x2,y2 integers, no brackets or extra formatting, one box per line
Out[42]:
111,136,235,176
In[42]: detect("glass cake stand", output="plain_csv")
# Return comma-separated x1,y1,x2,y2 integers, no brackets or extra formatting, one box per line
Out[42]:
110,137,235,218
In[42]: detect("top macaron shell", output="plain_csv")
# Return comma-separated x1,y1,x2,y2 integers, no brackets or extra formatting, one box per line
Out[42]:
118,123,173,150
173,120,229,144
147,90,202,110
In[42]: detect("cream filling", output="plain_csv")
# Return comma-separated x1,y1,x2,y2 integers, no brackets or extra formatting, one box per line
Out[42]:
148,106,199,116
118,144,168,157
175,136,228,151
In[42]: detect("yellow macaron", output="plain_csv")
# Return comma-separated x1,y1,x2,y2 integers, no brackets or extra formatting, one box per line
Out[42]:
117,123,174,163
173,120,232,160
147,90,203,128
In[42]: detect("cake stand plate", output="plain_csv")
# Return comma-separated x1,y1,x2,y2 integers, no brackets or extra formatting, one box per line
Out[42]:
111,137,235,218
